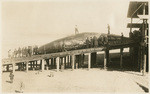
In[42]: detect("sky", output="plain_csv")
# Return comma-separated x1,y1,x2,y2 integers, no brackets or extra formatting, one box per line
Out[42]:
1,0,132,58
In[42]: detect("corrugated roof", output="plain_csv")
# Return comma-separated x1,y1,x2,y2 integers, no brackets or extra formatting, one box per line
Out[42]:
127,1,148,18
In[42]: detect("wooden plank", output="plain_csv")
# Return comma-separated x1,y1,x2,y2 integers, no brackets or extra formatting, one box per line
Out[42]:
2,47,104,64
2,41,138,65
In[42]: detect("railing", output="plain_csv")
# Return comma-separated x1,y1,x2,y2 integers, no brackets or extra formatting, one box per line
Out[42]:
2,36,140,65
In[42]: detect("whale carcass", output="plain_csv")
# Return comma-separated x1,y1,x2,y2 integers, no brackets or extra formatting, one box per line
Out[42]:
37,32,128,54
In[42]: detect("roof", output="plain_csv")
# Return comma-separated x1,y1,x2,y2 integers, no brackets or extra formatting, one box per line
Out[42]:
127,1,149,18
127,23,149,28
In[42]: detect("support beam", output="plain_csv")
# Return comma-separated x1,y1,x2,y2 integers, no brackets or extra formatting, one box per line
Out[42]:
36,61,37,68
51,58,53,69
41,59,45,71
63,57,65,69
142,19,148,76
66,56,68,67
56,57,60,72
46,59,49,70
65,56,67,68
26,62,29,72
49,59,51,69
6,65,9,72
106,50,109,67
91,52,97,68
68,55,71,66
53,58,55,69
140,49,143,73
71,55,75,70
88,53,91,70
76,63,78,69
104,51,107,70
54,58,56,69
20,63,22,71
120,48,124,68
104,50,109,70
24,62,26,70
138,47,141,71
61,57,65,71
40,60,42,69
33,61,35,70
143,54,146,75
12,63,15,73
30,62,32,70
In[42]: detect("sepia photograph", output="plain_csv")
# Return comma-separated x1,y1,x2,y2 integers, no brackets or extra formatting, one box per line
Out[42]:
0,0,149,93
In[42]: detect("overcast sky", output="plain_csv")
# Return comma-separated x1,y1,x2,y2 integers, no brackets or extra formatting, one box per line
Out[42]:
1,0,131,58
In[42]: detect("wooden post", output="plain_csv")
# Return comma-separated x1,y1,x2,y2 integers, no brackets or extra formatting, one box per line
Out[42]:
67,56,69,66
130,18,133,32
22,63,24,70
104,49,109,70
138,47,141,71
40,60,42,69
12,63,15,73
24,62,26,70
42,59,45,71
140,48,143,73
60,57,65,71
64,57,66,69
143,54,146,75
88,53,91,70
71,55,75,70
6,65,9,72
30,62,33,70
141,3,147,76
66,56,68,68
36,61,37,69
46,59,49,70
104,51,107,70
91,52,97,68
120,48,123,68
26,61,28,72
49,59,51,70
69,55,71,66
56,57,60,72
20,63,23,71
106,50,109,67
54,58,56,69
51,58,54,69
53,58,55,69
19,63,21,71
33,61,35,70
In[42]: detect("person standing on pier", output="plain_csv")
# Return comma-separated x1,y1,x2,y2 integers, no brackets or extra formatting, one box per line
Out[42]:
90,37,94,48
18,47,21,57
28,46,32,56
93,36,98,47
33,45,38,55
13,49,17,58
107,24,110,34
24,47,28,57
22,47,25,57
121,32,124,44
8,49,12,58
86,37,90,48
75,25,79,34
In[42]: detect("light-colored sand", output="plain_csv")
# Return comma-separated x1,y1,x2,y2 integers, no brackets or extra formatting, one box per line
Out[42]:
2,68,149,93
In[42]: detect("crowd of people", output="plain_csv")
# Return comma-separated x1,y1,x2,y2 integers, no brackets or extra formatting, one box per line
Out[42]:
84,33,125,49
8,45,38,58
85,35,110,48
85,36,99,48
7,34,125,58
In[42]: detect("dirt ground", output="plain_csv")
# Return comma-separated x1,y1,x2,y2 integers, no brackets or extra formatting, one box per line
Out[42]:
1,68,149,93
